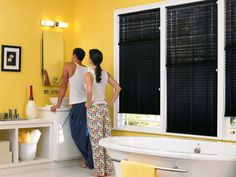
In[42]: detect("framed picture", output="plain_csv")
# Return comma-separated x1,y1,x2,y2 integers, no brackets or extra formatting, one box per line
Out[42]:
1,45,21,72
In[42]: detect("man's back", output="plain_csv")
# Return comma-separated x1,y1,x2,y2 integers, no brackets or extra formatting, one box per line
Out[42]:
67,62,88,105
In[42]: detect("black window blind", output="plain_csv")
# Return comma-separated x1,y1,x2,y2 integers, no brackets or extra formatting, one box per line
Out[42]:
166,0,218,136
119,9,160,115
225,0,236,116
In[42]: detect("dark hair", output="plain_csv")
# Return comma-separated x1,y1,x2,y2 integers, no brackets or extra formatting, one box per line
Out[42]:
89,49,103,83
73,48,85,61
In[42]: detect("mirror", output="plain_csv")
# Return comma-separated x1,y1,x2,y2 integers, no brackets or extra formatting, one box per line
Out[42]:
42,31,64,86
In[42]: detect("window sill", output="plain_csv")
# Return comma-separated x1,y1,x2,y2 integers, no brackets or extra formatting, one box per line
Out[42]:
112,127,223,141
112,127,163,135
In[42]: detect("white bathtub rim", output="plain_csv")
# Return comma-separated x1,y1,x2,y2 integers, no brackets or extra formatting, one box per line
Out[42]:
100,137,236,161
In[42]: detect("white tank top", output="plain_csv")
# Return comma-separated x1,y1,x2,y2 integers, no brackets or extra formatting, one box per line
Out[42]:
69,63,88,105
88,68,108,105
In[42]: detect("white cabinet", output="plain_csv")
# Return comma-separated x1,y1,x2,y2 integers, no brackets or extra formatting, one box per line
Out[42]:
0,107,81,176
38,107,81,161
0,119,53,176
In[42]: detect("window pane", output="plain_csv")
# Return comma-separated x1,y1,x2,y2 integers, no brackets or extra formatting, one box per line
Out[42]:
225,0,236,116
119,9,160,115
119,113,161,128
166,0,218,136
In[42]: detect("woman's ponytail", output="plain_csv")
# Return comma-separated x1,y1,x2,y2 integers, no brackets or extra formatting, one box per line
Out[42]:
95,65,102,83
89,49,103,83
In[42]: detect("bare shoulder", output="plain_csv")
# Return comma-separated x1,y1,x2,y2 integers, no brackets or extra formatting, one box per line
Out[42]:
64,62,76,72
64,62,73,68
85,72,94,82
85,72,94,78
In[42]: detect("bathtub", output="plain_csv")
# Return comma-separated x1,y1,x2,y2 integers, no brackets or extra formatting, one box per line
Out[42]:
100,136,236,177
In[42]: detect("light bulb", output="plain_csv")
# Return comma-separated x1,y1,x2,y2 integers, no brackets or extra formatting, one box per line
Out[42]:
57,22,69,28
41,20,55,27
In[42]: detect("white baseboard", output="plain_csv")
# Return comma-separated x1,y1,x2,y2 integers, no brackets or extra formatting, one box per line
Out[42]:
0,158,82,176
0,162,52,176
53,158,81,169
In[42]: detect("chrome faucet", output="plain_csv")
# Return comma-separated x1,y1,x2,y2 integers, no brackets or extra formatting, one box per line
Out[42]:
51,90,59,94
194,147,201,154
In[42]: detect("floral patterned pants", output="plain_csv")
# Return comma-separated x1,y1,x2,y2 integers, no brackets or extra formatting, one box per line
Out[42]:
87,104,113,176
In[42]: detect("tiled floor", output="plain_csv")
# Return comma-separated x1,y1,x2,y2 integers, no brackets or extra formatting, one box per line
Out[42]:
4,166,116,177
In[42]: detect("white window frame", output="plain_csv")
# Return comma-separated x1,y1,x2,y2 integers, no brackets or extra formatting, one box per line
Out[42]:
113,0,228,140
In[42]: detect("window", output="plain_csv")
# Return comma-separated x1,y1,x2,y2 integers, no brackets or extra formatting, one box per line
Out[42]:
118,9,161,130
166,1,218,136
114,0,231,138
225,0,236,117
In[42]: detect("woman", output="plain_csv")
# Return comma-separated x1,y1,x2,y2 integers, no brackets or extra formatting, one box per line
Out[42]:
85,49,121,177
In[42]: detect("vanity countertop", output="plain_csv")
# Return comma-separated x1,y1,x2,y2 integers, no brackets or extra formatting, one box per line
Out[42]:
38,106,70,112
0,118,54,126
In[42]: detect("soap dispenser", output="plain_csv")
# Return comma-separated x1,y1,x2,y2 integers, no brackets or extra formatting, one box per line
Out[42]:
26,85,37,119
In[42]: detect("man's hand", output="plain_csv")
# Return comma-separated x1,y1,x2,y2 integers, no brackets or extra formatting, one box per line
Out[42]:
51,105,60,112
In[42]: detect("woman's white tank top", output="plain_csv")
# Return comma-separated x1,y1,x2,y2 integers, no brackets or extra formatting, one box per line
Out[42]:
88,68,108,105
69,63,88,105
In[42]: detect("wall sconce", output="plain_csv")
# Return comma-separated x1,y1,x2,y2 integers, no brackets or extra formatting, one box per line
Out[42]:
55,22,68,28
40,20,69,28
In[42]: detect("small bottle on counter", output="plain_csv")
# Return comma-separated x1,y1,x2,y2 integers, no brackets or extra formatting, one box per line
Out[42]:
14,109,20,120
26,85,37,119
8,109,12,120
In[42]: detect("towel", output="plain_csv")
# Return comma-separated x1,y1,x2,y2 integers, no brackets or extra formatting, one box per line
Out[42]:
121,160,156,177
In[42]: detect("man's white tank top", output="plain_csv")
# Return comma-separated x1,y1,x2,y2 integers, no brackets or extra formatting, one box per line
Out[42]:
69,63,88,105
88,67,108,105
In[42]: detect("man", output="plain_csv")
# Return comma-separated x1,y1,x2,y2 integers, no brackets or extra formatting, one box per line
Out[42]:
51,48,93,169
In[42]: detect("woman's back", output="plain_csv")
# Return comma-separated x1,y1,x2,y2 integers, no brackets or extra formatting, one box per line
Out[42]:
88,68,108,105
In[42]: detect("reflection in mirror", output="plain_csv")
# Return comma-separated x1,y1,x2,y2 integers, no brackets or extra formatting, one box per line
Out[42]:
42,31,64,86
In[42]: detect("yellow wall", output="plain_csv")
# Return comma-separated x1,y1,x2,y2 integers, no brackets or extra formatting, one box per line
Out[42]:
0,0,226,140
0,0,74,116
74,0,163,136
72,0,236,141
0,0,164,136
0,0,163,136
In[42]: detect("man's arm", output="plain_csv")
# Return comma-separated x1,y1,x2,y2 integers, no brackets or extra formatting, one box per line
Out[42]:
51,64,69,112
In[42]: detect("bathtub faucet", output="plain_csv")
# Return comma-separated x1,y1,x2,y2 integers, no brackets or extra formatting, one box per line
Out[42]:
194,147,201,154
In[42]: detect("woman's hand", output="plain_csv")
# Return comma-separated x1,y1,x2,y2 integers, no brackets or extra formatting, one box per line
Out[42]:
105,99,113,107
85,101,93,108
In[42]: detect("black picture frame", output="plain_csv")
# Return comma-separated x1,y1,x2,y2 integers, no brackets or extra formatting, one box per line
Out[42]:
1,45,21,72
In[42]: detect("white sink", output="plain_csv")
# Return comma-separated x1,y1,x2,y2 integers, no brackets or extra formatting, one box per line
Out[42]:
49,97,69,107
